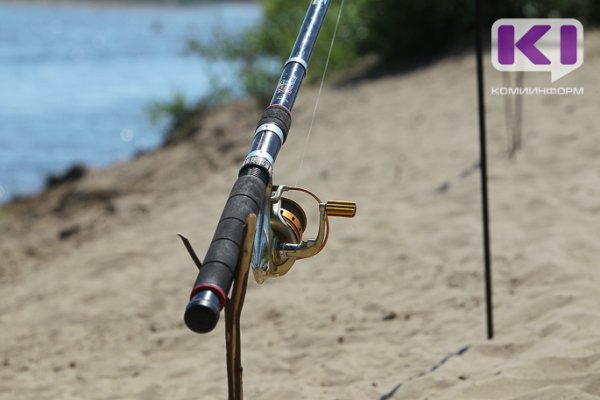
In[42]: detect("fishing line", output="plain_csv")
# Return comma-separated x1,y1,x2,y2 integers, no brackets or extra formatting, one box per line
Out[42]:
295,0,345,186
503,72,525,159
379,344,471,399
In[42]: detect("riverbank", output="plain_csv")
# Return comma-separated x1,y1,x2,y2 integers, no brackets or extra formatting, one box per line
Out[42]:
0,31,599,399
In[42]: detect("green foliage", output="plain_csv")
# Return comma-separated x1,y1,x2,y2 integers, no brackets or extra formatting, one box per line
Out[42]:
250,0,367,78
147,92,190,128
187,0,599,99
359,0,600,63
187,0,368,101
514,0,600,21
360,0,479,61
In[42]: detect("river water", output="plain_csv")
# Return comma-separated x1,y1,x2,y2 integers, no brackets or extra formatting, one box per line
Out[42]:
0,2,260,201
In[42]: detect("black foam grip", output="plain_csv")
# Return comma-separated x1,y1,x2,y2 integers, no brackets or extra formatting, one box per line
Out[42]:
185,169,268,333
256,105,292,143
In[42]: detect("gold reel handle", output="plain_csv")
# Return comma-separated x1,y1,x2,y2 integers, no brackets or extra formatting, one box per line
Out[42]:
325,200,357,218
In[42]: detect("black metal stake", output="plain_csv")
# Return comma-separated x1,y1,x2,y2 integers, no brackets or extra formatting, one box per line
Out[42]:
474,0,494,340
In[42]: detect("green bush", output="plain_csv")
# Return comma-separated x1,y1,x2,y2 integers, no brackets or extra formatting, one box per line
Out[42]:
187,0,367,101
250,0,367,78
357,0,600,63
359,0,479,61
190,0,599,97
514,0,600,21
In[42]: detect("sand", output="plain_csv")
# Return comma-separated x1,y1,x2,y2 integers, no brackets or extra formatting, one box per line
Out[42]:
0,31,599,400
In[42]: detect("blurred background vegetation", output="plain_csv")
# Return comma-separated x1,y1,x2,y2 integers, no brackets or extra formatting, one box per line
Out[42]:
158,0,599,142
193,0,599,89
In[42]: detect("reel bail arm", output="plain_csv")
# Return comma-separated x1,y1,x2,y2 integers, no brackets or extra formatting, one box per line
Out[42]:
251,185,356,284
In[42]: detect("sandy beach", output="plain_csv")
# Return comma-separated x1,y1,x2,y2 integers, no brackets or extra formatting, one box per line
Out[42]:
0,30,598,399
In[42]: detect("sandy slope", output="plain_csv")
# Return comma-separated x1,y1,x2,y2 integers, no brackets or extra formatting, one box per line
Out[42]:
0,32,599,400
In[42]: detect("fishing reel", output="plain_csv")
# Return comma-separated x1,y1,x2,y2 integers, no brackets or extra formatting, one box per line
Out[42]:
251,185,356,284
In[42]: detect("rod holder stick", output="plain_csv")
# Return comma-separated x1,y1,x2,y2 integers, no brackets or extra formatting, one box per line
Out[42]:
225,214,257,400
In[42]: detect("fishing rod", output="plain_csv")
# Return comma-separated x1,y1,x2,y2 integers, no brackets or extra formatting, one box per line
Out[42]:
183,0,355,334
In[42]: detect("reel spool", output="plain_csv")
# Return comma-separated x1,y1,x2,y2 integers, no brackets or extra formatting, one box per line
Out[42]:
251,185,356,284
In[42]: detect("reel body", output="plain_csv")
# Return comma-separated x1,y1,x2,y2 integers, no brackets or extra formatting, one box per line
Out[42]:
251,185,356,284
